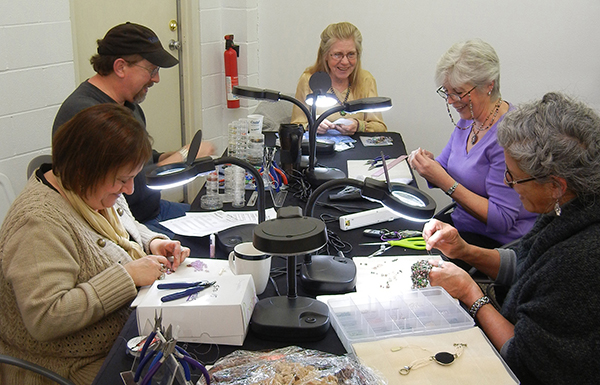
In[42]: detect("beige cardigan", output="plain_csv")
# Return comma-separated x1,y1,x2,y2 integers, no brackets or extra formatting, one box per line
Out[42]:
0,174,165,385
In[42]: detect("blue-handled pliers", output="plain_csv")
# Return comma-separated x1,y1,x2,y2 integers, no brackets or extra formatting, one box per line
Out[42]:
159,281,216,303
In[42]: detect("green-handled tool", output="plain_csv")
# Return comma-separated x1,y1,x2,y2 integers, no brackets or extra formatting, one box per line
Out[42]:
359,237,427,250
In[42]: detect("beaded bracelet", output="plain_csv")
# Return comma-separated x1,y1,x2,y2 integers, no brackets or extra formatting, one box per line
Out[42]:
469,296,490,318
445,181,459,196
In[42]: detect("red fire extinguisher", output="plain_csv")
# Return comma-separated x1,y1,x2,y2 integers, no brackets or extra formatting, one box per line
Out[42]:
224,34,240,109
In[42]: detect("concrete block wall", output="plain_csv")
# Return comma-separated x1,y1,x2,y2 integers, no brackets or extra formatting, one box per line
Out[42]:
0,0,76,224
198,0,259,154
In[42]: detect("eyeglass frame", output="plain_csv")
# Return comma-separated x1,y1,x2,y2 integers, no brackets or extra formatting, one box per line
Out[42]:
438,85,476,130
125,60,160,78
436,85,477,102
504,167,544,188
329,51,358,62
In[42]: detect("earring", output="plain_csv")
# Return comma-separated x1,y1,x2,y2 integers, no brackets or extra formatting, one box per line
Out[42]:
554,200,562,216
488,91,492,96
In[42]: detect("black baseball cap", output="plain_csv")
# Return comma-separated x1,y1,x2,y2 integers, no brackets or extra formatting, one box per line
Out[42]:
97,22,178,68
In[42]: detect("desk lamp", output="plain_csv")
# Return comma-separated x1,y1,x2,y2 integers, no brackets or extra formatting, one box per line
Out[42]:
302,176,436,292
251,206,330,341
306,178,436,223
146,130,266,222
232,74,392,187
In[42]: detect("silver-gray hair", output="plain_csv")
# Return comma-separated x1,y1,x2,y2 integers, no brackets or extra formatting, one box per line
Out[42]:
435,39,501,99
497,92,600,198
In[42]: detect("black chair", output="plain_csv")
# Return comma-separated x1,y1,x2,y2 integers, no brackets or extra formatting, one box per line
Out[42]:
27,154,52,178
0,354,75,385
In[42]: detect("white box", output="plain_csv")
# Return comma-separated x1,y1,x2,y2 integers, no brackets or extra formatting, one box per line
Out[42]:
136,274,257,346
339,207,400,230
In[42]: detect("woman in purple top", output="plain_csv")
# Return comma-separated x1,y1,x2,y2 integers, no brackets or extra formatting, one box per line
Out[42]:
409,39,537,248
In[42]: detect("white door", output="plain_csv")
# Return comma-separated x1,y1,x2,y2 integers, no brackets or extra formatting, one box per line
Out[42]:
71,1,184,201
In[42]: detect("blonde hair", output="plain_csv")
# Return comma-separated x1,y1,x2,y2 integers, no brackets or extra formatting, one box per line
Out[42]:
305,22,369,98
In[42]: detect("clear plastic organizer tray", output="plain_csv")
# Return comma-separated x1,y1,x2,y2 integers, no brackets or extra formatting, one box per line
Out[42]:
327,287,474,353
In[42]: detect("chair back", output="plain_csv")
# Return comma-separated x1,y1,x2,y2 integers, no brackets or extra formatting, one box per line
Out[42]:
27,154,52,178
0,173,16,226
0,354,75,385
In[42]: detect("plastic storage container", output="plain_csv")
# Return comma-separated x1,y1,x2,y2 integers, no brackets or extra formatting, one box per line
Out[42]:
327,287,474,354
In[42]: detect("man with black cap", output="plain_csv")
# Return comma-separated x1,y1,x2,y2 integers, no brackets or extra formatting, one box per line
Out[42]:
53,22,214,236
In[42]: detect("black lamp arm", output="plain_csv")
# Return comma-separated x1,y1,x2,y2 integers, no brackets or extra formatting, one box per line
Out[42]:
308,105,346,172
304,177,364,217
214,156,266,223
279,93,315,128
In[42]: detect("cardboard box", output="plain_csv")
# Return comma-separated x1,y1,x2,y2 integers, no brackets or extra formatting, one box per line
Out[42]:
136,274,257,346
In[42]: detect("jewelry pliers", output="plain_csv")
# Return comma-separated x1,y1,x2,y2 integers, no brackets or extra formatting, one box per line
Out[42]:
158,280,216,302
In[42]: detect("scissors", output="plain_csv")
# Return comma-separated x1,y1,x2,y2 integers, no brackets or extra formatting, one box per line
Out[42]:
157,280,216,302
360,237,427,250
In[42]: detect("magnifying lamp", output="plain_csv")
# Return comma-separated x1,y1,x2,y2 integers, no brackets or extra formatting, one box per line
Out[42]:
251,206,331,341
145,130,266,222
302,175,436,293
306,177,436,223
232,76,392,187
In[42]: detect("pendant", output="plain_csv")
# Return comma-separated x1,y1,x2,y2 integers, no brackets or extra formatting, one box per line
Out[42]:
340,111,346,116
471,133,478,145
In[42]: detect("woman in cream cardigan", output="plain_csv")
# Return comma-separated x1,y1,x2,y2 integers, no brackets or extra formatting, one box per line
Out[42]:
0,104,189,384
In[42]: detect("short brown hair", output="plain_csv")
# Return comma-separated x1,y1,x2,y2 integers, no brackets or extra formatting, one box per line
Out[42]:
90,53,142,76
52,104,152,198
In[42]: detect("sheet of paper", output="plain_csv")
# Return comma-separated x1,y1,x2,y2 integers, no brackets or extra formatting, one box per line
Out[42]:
347,158,413,184
332,118,354,126
159,208,277,237
352,327,519,385
353,255,441,293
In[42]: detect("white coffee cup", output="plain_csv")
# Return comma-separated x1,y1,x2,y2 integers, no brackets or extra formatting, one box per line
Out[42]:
247,114,264,134
228,242,271,295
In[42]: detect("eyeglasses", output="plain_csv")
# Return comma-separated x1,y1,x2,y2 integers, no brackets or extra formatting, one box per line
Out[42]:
126,61,160,78
504,167,540,188
329,51,358,62
437,85,477,102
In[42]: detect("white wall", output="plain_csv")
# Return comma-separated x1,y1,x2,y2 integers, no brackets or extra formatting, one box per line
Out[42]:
2,0,600,224
198,0,260,153
256,0,600,208
0,0,75,224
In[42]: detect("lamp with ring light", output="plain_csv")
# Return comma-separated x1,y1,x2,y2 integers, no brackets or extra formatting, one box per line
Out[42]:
145,130,331,341
146,130,266,223
232,71,392,187
302,154,437,293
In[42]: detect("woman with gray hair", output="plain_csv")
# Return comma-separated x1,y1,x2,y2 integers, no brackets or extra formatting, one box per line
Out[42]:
291,21,387,134
409,39,536,249
422,92,600,384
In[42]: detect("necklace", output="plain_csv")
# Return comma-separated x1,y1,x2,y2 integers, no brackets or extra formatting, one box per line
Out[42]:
329,83,351,116
397,343,467,375
470,99,503,145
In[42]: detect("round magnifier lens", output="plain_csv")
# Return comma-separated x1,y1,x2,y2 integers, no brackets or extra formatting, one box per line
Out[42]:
392,190,426,208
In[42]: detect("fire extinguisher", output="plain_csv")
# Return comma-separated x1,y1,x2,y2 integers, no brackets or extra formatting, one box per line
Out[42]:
224,34,240,109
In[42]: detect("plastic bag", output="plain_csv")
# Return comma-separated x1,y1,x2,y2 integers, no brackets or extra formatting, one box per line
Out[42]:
201,346,387,385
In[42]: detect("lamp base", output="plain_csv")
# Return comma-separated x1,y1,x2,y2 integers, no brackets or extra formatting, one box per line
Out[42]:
301,255,357,294
306,167,346,187
216,223,256,255
250,296,330,341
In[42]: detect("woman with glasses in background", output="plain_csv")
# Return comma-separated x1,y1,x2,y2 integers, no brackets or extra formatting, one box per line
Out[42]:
423,92,600,384
409,39,536,249
291,21,387,135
